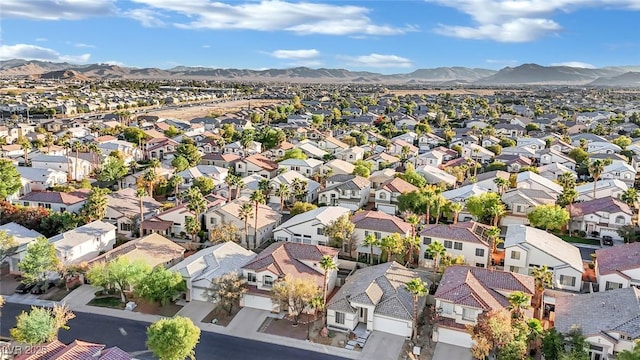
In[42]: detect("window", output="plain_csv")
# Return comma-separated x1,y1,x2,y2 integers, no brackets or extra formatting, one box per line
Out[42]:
440,302,453,315
615,216,626,225
317,227,324,235
605,281,623,291
454,242,463,250
210,217,217,225
379,192,386,199
60,207,66,212
335,311,345,324
444,240,453,249
263,275,274,287
374,232,381,239
509,266,520,273
247,273,257,283
44,204,51,209
515,205,525,213
462,308,474,321
475,248,485,257
559,275,576,287
23,202,29,206
511,251,521,260
423,237,432,246
476,263,485,268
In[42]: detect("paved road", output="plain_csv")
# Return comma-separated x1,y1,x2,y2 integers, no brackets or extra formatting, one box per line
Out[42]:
1,304,347,360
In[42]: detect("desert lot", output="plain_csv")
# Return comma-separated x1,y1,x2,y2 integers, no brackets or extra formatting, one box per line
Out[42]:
146,99,285,120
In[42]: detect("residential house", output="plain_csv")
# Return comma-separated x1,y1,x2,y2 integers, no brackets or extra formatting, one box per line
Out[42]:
104,188,162,237
31,154,91,181
369,169,397,192
272,206,351,247
88,233,185,268
235,154,279,178
461,170,510,193
327,262,428,337
240,242,339,312
297,140,328,159
352,211,411,260
555,287,640,360
205,198,282,249
416,165,457,187
199,153,240,168
268,171,320,204
569,197,633,240
433,265,534,348
0,223,45,274
602,162,637,187
537,149,576,170
461,144,494,164
374,177,418,215
223,140,262,158
587,141,621,155
170,242,256,302
595,242,640,292
368,152,400,171
144,137,178,160
419,221,491,269
503,225,584,292
317,136,350,154
337,146,366,163
49,220,117,264
318,174,370,211
576,179,628,202
322,159,355,176
278,158,323,177
537,163,577,181
516,171,563,196
12,339,133,360
418,133,445,152
17,190,87,213
15,167,67,195
501,188,557,225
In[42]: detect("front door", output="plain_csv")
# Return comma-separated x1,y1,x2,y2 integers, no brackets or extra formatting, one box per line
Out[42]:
359,307,368,323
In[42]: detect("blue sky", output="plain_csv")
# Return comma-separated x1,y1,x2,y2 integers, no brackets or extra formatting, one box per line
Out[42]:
1,0,640,74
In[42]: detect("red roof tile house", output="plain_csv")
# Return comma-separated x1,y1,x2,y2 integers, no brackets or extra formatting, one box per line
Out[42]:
595,242,640,292
433,265,534,348
240,242,338,312
12,339,133,360
234,154,278,178
352,210,412,261
374,177,418,215
419,221,492,269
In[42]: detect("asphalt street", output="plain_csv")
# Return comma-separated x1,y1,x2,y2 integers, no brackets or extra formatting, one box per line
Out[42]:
0,304,348,360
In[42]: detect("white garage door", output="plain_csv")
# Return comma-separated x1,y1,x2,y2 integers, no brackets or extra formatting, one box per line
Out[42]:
435,327,473,348
377,204,397,215
241,294,277,312
192,287,209,302
373,315,412,337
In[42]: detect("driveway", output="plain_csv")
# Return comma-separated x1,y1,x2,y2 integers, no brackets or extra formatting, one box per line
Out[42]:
432,342,473,360
359,331,405,360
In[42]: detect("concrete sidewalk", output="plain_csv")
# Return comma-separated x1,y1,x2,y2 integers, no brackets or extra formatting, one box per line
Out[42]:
3,286,376,359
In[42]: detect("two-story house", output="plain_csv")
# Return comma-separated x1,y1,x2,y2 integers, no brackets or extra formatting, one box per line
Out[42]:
569,197,633,240
503,225,584,292
419,221,491,269
374,178,418,215
49,220,117,264
268,171,320,205
15,167,67,195
433,265,535,348
352,211,411,260
595,242,640,292
501,188,557,226
273,206,351,246
318,174,370,211
516,171,563,197
0,222,45,274
104,188,162,237
235,154,279,178
576,179,628,202
602,162,637,188
240,242,339,312
278,158,324,177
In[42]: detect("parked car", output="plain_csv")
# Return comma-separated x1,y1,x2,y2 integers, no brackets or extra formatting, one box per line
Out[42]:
602,235,614,246
31,281,56,295
15,282,36,294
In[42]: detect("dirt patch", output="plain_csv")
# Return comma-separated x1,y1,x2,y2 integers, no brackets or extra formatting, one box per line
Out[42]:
39,286,72,301
259,313,319,341
133,298,183,317
146,99,285,120
388,89,525,96
201,305,241,327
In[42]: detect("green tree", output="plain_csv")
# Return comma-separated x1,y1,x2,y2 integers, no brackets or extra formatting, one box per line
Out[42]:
171,156,190,172
164,125,181,138
588,159,606,199
507,291,531,319
290,201,317,215
250,190,265,249
209,221,241,244
363,233,380,265
466,192,505,225
98,155,128,182
324,214,355,254
82,187,111,222
319,255,337,326
185,216,200,242
381,233,404,263
527,204,570,231
541,328,565,360
176,142,201,166
613,135,632,149
206,272,247,315
123,127,147,144
616,341,640,360
39,212,83,238
18,237,60,285
468,310,528,360
280,148,307,161
0,230,18,264
238,202,254,249
146,316,201,360
531,266,553,320
270,277,321,325
192,176,215,195
405,278,428,341
396,163,427,188
135,266,186,305
10,305,75,345
0,159,21,200
275,183,291,211
352,164,371,178
425,241,446,282
86,257,151,303
448,201,464,224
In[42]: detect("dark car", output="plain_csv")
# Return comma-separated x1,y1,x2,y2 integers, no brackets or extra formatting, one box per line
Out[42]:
31,281,56,295
15,282,36,294
602,235,614,246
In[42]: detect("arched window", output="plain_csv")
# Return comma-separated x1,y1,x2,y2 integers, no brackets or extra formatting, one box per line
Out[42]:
615,216,626,225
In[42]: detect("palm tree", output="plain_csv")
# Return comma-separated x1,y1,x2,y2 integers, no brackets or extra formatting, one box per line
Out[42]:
45,133,54,154
404,278,428,341
448,201,464,224
486,226,502,268
19,138,31,166
406,213,420,238
238,202,254,249
136,187,147,237
421,186,436,225
507,291,531,319
588,159,605,199
72,141,82,181
487,203,506,227
224,174,236,202
250,190,265,249
432,195,447,225
258,178,271,197
62,140,72,181
170,175,183,204
142,169,158,198
557,171,576,190
87,143,100,172
275,183,291,211
622,188,639,224
425,241,446,283
319,255,337,327
149,158,161,170
531,266,553,320
404,236,420,267
493,177,509,194
363,233,379,265
381,234,403,263
235,178,245,200
472,147,480,178
559,188,578,235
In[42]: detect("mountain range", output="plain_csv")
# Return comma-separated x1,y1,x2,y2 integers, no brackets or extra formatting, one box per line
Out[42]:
1,59,640,86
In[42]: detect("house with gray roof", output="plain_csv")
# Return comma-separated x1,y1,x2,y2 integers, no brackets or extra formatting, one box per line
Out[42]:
504,225,584,292
326,261,428,337
170,241,256,302
49,220,117,264
555,287,640,359
318,174,371,211
0,222,45,274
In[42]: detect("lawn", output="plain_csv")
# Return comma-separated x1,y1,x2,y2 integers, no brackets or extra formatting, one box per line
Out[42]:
557,235,600,246
88,297,126,309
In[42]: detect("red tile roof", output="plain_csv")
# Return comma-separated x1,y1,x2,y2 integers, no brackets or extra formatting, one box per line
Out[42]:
20,191,86,205
569,197,632,216
244,154,278,171
351,210,412,234
596,242,640,275
419,221,490,246
381,177,418,194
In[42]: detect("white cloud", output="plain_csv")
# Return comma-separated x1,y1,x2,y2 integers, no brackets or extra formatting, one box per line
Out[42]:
550,61,595,68
130,0,413,35
426,0,640,42
2,0,115,20
338,53,413,68
270,49,320,60
0,44,91,63
124,8,166,27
